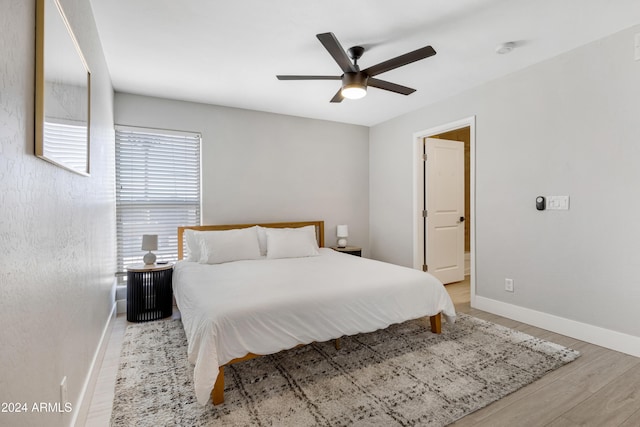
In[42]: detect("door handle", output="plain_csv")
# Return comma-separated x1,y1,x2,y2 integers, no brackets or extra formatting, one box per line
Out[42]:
459,216,465,223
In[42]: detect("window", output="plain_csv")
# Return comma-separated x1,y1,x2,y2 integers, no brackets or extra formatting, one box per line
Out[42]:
115,126,201,272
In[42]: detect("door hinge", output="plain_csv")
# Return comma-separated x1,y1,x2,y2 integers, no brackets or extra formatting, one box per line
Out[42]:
422,153,427,161
423,264,428,272
422,210,428,218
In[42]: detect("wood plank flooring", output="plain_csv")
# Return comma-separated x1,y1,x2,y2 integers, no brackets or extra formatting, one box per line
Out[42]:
84,278,640,426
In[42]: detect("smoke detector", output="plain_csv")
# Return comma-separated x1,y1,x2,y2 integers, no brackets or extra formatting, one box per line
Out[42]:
495,42,516,54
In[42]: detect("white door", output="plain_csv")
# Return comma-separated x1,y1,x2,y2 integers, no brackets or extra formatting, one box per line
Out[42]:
424,137,465,284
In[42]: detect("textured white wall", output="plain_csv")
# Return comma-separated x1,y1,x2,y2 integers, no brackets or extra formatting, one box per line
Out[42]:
370,25,640,341
114,94,370,253
0,0,115,425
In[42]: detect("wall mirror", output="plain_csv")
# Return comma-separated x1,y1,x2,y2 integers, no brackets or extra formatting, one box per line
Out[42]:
35,0,91,176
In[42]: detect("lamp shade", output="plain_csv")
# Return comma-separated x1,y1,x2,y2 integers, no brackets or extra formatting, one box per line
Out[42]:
141,234,158,251
336,225,349,238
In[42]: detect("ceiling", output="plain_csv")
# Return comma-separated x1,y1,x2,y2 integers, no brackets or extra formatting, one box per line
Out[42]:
90,0,640,127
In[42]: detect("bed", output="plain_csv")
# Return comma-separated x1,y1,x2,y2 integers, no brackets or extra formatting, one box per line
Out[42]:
174,220,456,405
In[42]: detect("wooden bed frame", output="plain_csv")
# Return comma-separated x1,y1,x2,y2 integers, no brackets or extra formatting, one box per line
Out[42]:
176,220,442,405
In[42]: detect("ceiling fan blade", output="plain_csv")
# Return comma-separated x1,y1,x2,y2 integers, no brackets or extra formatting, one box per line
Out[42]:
277,75,341,80
330,88,344,103
317,32,356,74
368,78,416,95
363,45,436,77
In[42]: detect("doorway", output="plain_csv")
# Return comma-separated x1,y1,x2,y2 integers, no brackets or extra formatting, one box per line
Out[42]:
413,117,475,304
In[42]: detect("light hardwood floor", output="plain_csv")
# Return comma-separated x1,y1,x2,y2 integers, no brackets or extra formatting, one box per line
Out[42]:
85,278,640,426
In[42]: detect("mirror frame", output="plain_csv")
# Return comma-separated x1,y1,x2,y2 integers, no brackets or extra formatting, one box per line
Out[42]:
35,0,91,176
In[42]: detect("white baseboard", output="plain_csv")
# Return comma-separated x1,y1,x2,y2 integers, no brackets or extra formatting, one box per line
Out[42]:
71,301,117,427
474,296,640,358
116,299,126,314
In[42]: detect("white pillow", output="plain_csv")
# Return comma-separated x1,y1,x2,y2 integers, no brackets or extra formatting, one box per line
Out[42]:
265,225,320,259
184,229,203,262
256,226,268,256
198,227,262,264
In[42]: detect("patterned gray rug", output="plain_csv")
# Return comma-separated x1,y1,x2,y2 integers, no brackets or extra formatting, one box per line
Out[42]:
111,313,579,426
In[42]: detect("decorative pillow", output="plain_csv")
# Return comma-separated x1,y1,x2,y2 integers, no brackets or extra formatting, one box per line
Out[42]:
265,225,320,259
198,227,262,264
184,229,203,262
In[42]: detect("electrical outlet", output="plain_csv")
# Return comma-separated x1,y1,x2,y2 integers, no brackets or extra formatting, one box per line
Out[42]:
505,278,514,292
60,376,68,405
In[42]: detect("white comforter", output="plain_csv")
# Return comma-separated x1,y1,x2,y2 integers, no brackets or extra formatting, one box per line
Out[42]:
173,248,456,405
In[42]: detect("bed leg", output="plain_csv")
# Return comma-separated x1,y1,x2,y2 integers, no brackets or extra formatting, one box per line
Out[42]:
430,313,442,334
334,338,341,350
211,366,225,405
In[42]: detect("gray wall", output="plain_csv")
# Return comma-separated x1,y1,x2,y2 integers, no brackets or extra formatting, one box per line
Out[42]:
0,0,115,426
115,94,370,252
370,25,640,345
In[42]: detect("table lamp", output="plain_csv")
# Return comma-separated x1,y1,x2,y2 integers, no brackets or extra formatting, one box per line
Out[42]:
142,234,158,265
337,225,348,248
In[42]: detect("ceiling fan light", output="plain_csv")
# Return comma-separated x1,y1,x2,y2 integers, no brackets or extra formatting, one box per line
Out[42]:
341,72,368,100
341,85,367,99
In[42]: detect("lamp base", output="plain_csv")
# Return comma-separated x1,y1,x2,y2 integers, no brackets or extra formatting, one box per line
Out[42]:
143,251,156,265
337,238,347,248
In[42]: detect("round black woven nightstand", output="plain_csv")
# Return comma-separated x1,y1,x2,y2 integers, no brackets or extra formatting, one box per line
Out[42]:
330,246,362,257
126,263,173,322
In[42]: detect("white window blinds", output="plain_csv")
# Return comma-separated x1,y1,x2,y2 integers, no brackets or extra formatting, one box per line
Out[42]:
43,121,89,173
115,126,201,272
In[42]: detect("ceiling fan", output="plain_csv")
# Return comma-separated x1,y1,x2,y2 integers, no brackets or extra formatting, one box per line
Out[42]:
277,32,436,103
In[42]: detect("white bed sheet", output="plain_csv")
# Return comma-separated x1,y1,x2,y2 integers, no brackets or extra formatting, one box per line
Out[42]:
173,247,456,405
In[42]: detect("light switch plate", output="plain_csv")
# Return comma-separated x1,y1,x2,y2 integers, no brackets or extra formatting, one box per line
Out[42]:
635,33,640,61
546,195,569,210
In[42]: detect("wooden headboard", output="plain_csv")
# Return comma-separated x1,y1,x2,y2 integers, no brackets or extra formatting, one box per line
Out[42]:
177,220,325,260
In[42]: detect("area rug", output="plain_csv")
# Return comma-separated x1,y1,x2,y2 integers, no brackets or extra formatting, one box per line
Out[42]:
110,313,579,426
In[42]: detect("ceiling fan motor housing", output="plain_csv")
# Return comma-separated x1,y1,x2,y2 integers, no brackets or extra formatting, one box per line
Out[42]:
343,72,368,87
